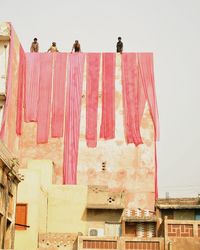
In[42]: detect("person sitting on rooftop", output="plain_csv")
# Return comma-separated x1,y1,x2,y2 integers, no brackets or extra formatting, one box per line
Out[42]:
71,40,81,53
48,42,59,52
30,38,39,52
116,37,123,53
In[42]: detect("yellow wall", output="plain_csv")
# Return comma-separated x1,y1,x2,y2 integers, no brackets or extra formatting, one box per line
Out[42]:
15,160,52,250
47,185,88,234
15,160,89,250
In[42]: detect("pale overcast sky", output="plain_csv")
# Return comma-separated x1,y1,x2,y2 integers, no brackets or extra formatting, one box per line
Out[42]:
2,0,200,197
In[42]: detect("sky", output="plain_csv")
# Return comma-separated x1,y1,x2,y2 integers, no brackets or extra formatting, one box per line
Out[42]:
1,0,200,197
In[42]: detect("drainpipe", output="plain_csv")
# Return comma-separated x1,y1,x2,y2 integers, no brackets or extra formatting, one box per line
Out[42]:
168,241,172,250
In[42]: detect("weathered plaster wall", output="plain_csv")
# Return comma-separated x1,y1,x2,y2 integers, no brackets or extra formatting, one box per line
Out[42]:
169,238,200,250
19,54,156,210
1,22,156,211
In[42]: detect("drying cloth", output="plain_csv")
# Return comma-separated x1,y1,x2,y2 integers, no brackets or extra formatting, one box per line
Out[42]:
37,53,53,143
63,53,85,184
86,53,101,147
24,53,40,122
138,53,159,141
121,53,143,145
16,45,26,135
100,53,116,139
51,53,67,137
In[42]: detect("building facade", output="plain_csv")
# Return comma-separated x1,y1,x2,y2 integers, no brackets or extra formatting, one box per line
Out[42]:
0,22,160,250
0,141,20,249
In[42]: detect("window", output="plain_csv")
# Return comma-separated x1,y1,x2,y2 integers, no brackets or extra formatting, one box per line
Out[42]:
15,203,27,230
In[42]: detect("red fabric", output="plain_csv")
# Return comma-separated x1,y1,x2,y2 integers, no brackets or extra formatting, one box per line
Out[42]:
0,23,14,139
121,53,143,145
138,53,159,141
16,45,26,135
63,53,85,184
86,53,101,147
24,53,40,122
51,53,67,137
37,53,53,143
100,53,116,139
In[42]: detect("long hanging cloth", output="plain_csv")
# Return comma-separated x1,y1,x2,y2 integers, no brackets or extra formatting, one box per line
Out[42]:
138,53,159,141
121,53,144,146
37,53,53,143
100,53,116,140
16,45,26,135
51,53,67,138
86,53,101,147
63,53,85,184
0,24,14,139
24,53,40,122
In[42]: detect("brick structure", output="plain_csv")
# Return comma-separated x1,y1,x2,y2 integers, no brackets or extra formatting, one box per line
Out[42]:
125,241,160,250
83,240,117,249
78,237,164,250
168,224,193,237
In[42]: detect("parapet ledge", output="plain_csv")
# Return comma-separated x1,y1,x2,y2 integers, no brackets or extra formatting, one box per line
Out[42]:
87,185,125,210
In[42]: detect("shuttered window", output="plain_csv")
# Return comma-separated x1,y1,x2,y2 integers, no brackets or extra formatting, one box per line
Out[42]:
15,203,27,230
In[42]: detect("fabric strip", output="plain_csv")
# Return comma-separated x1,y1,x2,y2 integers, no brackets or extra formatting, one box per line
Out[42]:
37,53,53,143
100,53,116,140
24,53,40,122
138,53,159,141
63,53,85,184
16,45,26,135
86,53,100,147
51,53,67,137
121,53,143,145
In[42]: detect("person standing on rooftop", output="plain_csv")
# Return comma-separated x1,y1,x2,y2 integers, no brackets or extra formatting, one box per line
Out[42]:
30,38,39,52
48,42,59,52
71,40,81,53
116,37,123,53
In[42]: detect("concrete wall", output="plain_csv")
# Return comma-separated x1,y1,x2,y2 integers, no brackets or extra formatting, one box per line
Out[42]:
19,54,156,210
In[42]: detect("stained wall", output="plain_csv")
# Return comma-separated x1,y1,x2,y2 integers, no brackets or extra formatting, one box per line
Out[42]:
1,22,157,211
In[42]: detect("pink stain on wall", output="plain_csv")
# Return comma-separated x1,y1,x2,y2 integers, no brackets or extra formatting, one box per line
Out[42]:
2,25,158,209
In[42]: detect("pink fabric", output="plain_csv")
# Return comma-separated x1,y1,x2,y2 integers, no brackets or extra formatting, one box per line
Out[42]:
63,53,85,184
100,53,116,139
138,53,159,140
0,23,14,139
24,53,40,122
86,53,101,147
16,45,26,135
121,53,143,145
51,53,67,137
37,53,53,143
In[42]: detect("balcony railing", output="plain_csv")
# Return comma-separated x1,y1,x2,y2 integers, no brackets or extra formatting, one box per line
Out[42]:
78,236,164,250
